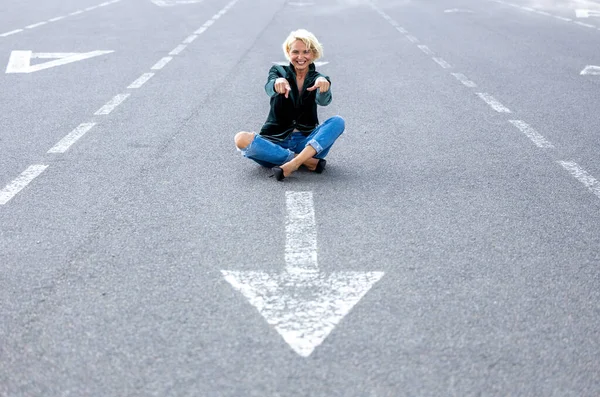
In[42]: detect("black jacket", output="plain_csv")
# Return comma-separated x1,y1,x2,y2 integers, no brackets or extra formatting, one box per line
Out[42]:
259,63,332,142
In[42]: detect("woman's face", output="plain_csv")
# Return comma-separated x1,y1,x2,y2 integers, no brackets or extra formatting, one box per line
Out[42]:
288,40,313,72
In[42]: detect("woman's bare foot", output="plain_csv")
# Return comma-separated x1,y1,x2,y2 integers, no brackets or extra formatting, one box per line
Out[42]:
279,160,301,177
302,157,320,171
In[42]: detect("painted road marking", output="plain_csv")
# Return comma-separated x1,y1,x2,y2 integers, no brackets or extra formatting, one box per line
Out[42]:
418,45,434,55
575,21,596,28
581,65,600,75
0,0,123,38
0,165,48,205
128,72,155,89
451,73,477,87
94,93,130,115
576,9,600,18
182,35,198,44
222,192,384,357
477,93,511,113
169,44,187,55
48,123,96,153
151,57,173,70
397,27,407,34
194,26,207,34
559,161,600,199
508,120,554,148
0,29,23,37
5,51,114,74
406,35,419,43
151,0,204,6
433,57,452,68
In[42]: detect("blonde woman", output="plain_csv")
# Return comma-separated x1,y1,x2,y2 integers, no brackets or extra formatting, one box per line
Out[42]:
234,29,345,181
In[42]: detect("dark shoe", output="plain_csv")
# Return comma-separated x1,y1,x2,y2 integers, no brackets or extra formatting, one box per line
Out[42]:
273,167,285,181
315,159,327,174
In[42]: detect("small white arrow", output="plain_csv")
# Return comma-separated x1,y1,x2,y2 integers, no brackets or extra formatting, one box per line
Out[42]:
581,65,600,75
222,192,384,357
6,50,113,74
150,0,203,6
575,9,600,18
273,61,329,67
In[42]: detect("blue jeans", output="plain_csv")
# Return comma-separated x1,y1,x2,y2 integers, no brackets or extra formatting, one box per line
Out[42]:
240,115,345,168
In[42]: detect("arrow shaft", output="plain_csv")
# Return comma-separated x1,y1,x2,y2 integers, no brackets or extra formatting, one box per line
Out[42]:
285,191,318,272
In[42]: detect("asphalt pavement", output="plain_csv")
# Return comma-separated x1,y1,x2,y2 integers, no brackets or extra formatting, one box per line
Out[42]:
1,0,600,396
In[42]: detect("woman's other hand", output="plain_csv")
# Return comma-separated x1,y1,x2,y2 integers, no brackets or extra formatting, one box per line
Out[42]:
307,77,330,93
274,77,291,98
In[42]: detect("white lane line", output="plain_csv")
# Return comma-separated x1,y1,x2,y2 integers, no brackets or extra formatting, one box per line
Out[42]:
26,21,47,29
554,16,572,21
417,45,434,55
522,7,534,11
195,26,207,34
169,44,187,55
575,21,596,28
151,57,173,70
127,72,155,89
0,29,23,37
70,10,85,15
48,123,96,153
85,5,99,11
508,120,554,148
433,57,452,68
558,161,600,199
406,35,419,43
285,191,318,272
48,16,66,22
0,165,48,205
397,27,407,34
212,13,221,20
535,10,550,16
389,20,399,27
203,20,215,27
476,93,511,113
451,73,477,87
94,93,130,115
182,34,198,44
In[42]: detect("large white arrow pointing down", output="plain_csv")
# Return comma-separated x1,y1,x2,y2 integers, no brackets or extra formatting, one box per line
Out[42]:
581,65,600,75
6,50,113,73
222,191,384,357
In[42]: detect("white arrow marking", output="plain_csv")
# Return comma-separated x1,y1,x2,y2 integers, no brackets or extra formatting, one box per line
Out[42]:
575,9,600,18
150,0,204,6
222,192,384,357
581,65,600,75
273,61,329,67
5,50,113,73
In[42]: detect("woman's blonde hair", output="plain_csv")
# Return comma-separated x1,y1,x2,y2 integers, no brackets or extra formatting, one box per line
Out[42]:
282,29,323,61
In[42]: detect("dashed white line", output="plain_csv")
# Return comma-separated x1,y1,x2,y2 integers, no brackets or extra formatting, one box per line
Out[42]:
508,120,554,148
554,15,572,21
70,10,85,15
476,93,511,113
451,73,477,87
48,123,96,153
575,21,596,28
433,57,451,68
558,161,600,199
94,93,130,115
0,29,23,37
85,5,99,11
26,22,47,29
183,35,198,44
0,165,48,205
396,27,407,34
170,44,187,55
406,35,419,43
535,10,550,16
48,16,66,22
417,45,434,55
151,57,173,70
127,73,155,89
195,27,208,35
212,13,221,20
203,20,215,27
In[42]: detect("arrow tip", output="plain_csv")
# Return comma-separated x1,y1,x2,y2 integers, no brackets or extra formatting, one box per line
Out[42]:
222,270,384,357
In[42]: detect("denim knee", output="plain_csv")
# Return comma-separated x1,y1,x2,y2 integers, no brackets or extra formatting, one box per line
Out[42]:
329,115,345,133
